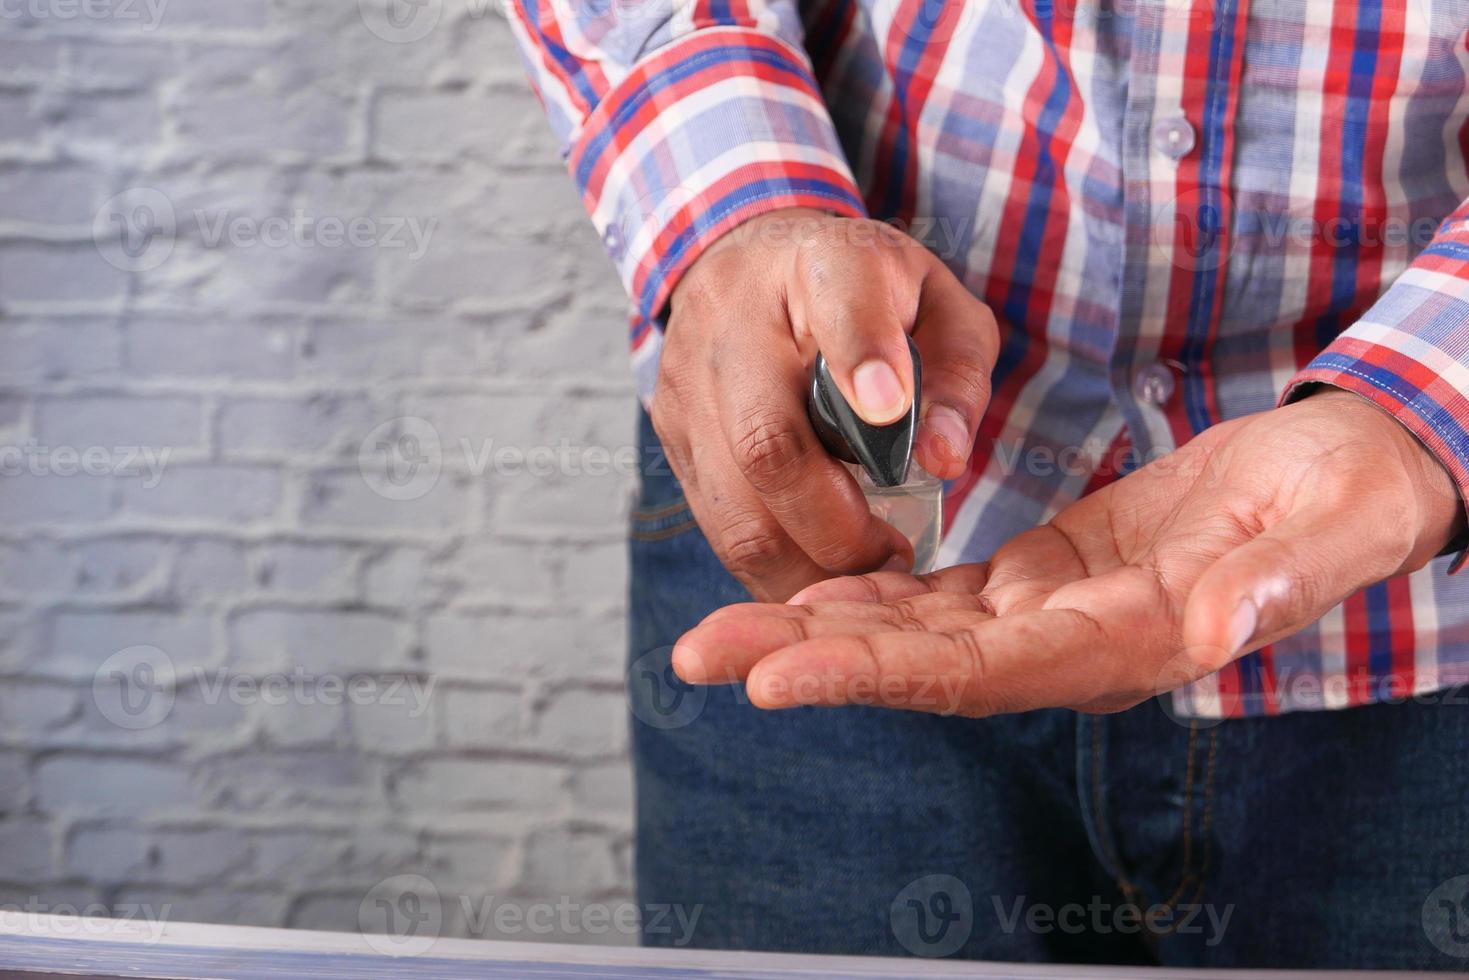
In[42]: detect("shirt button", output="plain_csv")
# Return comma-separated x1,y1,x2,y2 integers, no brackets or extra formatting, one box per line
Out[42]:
1151,115,1196,159
603,223,625,261
1133,362,1176,406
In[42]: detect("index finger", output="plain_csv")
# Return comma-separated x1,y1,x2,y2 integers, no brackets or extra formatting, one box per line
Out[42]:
717,329,911,575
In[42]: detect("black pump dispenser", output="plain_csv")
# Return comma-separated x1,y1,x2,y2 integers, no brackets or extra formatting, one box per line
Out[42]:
807,337,922,488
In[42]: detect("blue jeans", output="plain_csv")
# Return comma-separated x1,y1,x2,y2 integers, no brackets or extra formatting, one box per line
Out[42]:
627,410,1469,969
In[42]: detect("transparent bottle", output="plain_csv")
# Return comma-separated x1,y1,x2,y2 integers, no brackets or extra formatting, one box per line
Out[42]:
852,463,943,574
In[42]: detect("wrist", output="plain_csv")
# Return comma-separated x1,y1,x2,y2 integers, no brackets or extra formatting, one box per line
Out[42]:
670,207,833,313
1305,387,1466,563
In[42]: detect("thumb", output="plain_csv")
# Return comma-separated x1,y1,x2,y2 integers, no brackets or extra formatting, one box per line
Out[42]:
788,225,919,426
1181,502,1407,674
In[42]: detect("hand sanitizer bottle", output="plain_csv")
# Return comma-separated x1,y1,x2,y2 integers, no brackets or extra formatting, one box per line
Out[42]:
807,337,943,573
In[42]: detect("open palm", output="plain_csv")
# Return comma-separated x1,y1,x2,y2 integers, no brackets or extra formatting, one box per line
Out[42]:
672,390,1461,716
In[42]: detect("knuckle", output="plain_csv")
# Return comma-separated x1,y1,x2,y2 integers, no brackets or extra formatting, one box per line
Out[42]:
885,600,928,632
731,410,805,492
946,629,990,714
927,361,992,413
722,517,790,574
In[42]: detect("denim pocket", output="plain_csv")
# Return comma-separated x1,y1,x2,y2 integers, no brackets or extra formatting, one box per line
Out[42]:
630,496,698,541
631,409,699,542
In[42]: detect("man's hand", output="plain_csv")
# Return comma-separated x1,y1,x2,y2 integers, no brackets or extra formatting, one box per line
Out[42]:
671,390,1465,714
653,208,999,601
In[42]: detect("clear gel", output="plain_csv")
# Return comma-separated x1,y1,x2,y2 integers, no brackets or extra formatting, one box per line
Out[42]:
852,463,943,574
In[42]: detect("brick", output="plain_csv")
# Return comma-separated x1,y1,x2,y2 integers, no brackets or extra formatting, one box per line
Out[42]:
492,306,630,381
252,541,358,600
0,539,75,594
529,688,627,758
362,545,448,608
0,91,44,143
485,172,585,233
46,609,215,680
252,691,344,747
176,41,283,88
0,471,112,523
0,163,109,225
438,539,556,603
61,39,174,87
119,465,282,523
302,319,479,380
0,683,78,736
0,243,130,302
196,234,374,306
35,757,197,815
229,609,413,674
519,828,621,894
0,319,123,385
381,237,558,309
114,887,286,929
218,395,376,457
398,393,544,461
0,818,54,879
349,686,438,754
492,469,635,532
249,827,417,886
67,535,172,596
175,89,348,160
56,92,161,148
441,687,521,748
424,834,511,889
371,91,503,162
299,467,472,532
424,612,623,681
68,826,250,884
569,763,633,819
558,541,627,605
125,317,295,380
392,759,561,812
173,538,251,599
0,751,29,810
72,680,250,749
35,395,203,452
149,0,270,31
0,39,63,79
197,751,379,811
248,830,348,883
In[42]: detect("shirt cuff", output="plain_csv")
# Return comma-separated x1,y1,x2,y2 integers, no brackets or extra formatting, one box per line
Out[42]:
1280,266,1469,570
565,26,867,330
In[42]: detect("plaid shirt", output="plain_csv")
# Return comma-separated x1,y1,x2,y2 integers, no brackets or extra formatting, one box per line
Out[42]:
507,0,1469,718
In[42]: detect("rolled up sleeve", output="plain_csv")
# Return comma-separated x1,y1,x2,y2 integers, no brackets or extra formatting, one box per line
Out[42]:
1282,199,1469,568
505,3,866,333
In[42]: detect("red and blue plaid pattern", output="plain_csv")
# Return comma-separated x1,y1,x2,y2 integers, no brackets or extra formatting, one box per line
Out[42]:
507,0,1469,718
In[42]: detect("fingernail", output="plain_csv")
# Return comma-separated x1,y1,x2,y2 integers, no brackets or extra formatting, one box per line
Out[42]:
1227,598,1258,656
852,359,907,424
671,643,706,683
924,404,969,460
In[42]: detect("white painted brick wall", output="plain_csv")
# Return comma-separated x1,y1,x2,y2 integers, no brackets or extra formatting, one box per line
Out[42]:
0,0,641,946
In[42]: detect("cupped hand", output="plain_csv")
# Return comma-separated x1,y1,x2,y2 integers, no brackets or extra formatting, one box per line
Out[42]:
651,208,999,601
672,390,1464,714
